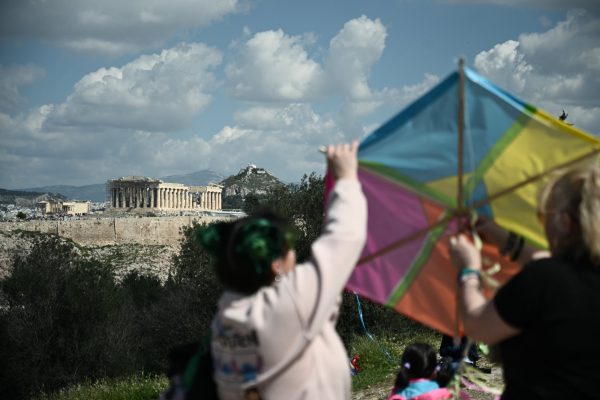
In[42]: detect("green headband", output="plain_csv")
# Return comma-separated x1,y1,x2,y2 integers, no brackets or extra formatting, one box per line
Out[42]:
197,218,296,275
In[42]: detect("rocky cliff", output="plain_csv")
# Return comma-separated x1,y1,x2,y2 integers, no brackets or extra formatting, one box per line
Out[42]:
221,164,283,197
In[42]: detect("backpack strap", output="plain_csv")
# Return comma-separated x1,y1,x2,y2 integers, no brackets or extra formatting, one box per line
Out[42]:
236,274,335,390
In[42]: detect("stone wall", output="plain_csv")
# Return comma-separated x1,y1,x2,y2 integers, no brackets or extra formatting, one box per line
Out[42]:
0,215,232,247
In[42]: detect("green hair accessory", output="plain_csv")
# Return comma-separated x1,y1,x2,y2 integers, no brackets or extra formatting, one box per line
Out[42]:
197,218,296,276
235,218,297,274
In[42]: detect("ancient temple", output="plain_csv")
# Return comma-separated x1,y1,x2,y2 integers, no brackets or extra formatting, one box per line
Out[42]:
106,176,223,211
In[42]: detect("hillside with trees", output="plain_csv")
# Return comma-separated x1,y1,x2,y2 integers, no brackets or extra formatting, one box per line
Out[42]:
0,173,436,399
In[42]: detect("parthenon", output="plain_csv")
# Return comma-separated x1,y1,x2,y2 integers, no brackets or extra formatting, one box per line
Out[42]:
106,177,223,211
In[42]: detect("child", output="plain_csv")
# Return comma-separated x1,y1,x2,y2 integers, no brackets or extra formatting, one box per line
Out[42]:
201,142,367,399
387,343,452,400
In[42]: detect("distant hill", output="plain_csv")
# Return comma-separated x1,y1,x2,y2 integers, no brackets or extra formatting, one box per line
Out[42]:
17,169,226,202
219,164,284,210
0,188,68,207
220,164,283,197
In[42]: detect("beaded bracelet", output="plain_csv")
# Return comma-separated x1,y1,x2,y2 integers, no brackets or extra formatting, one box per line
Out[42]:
458,268,480,284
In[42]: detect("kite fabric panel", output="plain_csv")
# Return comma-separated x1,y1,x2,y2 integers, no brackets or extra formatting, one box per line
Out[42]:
345,66,600,336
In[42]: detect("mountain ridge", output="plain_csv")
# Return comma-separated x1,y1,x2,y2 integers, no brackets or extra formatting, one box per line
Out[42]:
0,189,68,207
13,166,283,204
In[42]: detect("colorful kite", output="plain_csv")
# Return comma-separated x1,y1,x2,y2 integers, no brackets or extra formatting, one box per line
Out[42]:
343,61,600,335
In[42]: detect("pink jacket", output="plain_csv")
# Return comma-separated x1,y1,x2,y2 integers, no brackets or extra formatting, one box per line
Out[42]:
211,179,367,400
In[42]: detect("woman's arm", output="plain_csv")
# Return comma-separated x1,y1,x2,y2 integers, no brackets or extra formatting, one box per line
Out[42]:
477,219,550,265
451,235,520,344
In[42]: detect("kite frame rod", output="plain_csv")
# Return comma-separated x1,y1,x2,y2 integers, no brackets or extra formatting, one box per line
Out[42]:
468,148,600,210
457,57,466,215
357,215,452,265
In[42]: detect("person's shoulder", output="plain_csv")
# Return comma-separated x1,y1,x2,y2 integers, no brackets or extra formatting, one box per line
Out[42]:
516,257,575,286
523,257,569,275
525,256,567,269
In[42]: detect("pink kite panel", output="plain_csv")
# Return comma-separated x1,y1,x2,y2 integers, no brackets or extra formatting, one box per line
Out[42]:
345,168,430,303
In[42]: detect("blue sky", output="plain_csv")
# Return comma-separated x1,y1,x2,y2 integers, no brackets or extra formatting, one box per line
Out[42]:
0,0,598,189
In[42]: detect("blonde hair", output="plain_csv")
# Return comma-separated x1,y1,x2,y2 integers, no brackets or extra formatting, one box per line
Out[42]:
539,161,600,264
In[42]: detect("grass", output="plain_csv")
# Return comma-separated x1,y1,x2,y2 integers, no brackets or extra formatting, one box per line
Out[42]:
34,329,477,400
35,375,168,400
350,326,441,393
32,313,443,400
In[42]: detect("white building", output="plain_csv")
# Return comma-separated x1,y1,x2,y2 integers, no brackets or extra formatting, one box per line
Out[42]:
37,200,91,215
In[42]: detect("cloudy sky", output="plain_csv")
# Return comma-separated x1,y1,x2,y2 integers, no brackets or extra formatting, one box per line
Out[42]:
1,0,599,189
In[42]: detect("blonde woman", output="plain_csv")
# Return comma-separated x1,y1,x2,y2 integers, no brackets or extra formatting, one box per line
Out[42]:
450,162,600,399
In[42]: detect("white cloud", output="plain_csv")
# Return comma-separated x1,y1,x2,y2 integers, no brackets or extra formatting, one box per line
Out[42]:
337,73,441,137
0,15,446,189
0,64,45,113
224,14,433,138
225,30,325,101
226,15,389,103
0,106,216,188
0,100,342,188
206,104,344,181
0,0,239,55
325,15,387,99
46,42,222,132
0,41,225,188
474,40,532,93
474,9,600,133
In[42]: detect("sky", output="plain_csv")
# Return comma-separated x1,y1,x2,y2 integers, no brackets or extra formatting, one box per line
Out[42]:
0,0,599,189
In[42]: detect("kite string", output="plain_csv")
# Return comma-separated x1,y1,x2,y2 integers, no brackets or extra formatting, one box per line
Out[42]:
353,292,398,365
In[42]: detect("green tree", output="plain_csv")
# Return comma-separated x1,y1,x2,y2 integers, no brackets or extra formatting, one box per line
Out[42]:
132,222,223,373
265,173,325,261
242,192,261,214
222,194,244,210
0,234,129,398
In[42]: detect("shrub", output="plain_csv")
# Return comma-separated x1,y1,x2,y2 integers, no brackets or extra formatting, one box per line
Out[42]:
0,235,128,398
130,222,222,374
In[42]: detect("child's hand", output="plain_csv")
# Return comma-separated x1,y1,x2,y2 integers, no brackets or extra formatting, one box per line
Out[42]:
449,234,481,270
326,141,359,181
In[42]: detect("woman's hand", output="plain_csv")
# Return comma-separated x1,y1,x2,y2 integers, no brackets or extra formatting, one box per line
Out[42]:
326,141,359,181
449,234,482,271
475,217,508,249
